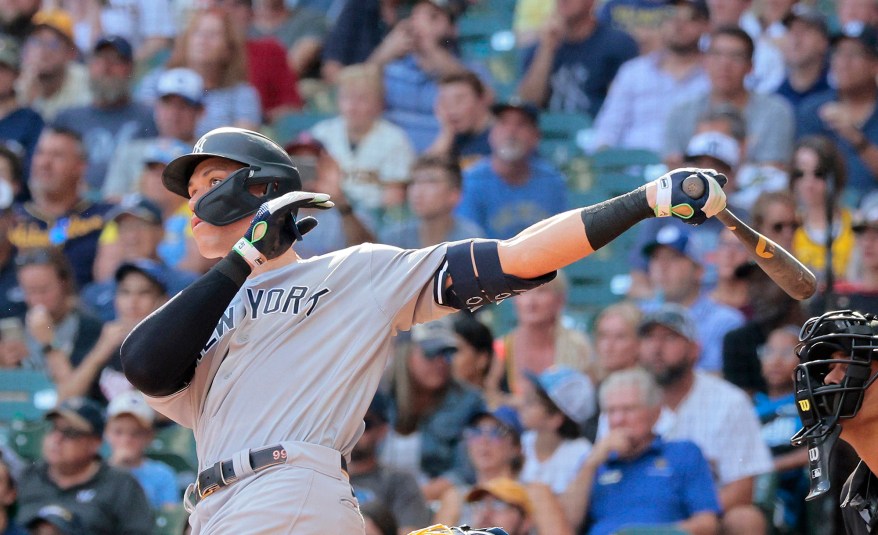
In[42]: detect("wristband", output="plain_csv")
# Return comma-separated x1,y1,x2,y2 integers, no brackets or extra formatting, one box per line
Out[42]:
654,176,673,217
233,238,268,268
580,186,653,251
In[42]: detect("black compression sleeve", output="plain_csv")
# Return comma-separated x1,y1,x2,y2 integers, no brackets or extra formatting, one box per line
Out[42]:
121,253,252,397
579,186,653,251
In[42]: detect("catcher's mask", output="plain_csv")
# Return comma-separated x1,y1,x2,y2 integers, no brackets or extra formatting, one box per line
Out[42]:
791,309,878,500
162,127,302,226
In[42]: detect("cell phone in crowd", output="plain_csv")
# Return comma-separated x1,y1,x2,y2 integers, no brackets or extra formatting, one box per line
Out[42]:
0,317,25,342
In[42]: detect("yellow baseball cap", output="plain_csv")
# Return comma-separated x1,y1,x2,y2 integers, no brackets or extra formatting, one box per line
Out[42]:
465,477,534,517
31,9,74,43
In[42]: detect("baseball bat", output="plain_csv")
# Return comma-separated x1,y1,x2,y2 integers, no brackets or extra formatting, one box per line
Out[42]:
682,175,817,301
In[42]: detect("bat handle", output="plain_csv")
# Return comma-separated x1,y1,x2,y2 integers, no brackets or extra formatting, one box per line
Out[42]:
682,175,705,199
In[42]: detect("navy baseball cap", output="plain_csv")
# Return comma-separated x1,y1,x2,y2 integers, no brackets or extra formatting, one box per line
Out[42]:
642,224,701,263
46,397,105,437
26,504,85,535
783,3,829,37
638,303,698,341
669,0,709,20
94,35,133,62
115,259,170,294
107,194,163,226
491,98,540,125
411,319,458,359
832,23,878,57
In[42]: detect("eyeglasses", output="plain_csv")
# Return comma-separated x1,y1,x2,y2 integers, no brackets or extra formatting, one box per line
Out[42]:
790,169,826,180
464,425,511,441
51,425,92,440
769,221,800,234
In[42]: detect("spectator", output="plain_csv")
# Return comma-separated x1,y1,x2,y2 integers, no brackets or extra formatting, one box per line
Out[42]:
592,0,710,153
379,154,485,249
83,195,195,320
753,325,810,534
837,0,878,28
640,224,746,372
664,26,795,169
381,318,486,501
466,477,573,535
518,0,638,117
789,136,855,286
0,170,25,320
360,501,399,535
310,63,415,216
775,4,831,113
0,36,43,185
518,366,595,523
456,100,568,240
797,24,878,200
738,0,793,94
597,0,676,54
13,249,102,390
427,71,494,169
66,260,172,403
832,192,878,311
750,189,799,252
103,68,205,199
593,302,642,382
69,0,177,64
24,503,84,535
0,456,24,534
513,0,557,48
16,397,153,535
135,8,261,136
250,0,328,77
207,0,303,121
283,134,376,258
367,0,471,152
16,10,90,122
53,35,158,194
450,314,495,395
564,367,721,535
349,393,432,535
638,304,773,535
487,273,595,402
0,1,39,45
104,390,178,510
321,0,407,83
709,228,752,313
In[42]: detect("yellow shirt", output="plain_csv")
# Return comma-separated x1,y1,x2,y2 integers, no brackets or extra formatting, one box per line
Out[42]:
793,209,855,281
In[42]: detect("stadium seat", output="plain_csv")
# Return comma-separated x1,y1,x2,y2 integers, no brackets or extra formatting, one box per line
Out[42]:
9,419,50,462
0,370,57,423
269,111,334,147
153,505,188,535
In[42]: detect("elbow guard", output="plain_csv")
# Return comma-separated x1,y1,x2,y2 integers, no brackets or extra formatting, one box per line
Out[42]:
437,240,556,310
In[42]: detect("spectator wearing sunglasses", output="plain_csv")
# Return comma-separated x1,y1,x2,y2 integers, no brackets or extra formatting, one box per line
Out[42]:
382,317,486,503
789,135,855,286
349,391,432,535
16,397,153,535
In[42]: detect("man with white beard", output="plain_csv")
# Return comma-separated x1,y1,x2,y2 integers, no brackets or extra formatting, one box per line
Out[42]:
456,100,568,239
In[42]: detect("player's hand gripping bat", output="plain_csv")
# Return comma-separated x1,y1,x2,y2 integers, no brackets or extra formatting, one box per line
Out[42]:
682,175,817,300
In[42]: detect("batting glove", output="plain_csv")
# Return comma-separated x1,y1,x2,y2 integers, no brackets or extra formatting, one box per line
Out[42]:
233,191,334,268
653,167,727,225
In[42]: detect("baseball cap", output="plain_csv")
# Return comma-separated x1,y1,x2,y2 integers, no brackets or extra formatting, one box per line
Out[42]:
284,131,325,157
107,194,163,226
144,138,192,167
0,37,19,71
832,23,878,57
638,303,698,341
669,0,709,20
783,3,829,37
642,224,701,263
466,477,534,516
31,9,74,43
685,131,740,169
25,504,85,535
419,0,468,21
411,319,458,359
107,390,155,428
94,35,133,62
491,98,540,125
469,405,524,437
853,192,878,232
527,366,596,425
46,397,105,437
157,68,205,106
115,259,170,295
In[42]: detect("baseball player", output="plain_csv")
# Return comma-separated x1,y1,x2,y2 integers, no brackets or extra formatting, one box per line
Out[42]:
791,310,878,535
119,126,727,533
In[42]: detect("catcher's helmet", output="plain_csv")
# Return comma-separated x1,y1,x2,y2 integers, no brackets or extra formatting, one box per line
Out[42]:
162,127,302,226
790,309,878,499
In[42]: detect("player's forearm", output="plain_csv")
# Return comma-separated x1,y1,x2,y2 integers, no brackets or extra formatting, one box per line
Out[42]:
121,253,251,397
498,183,657,279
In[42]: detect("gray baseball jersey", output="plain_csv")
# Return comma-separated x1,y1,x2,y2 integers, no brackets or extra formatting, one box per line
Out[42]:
146,242,454,470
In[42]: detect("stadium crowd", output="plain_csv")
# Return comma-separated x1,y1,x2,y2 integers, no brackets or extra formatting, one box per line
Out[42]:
0,0,871,533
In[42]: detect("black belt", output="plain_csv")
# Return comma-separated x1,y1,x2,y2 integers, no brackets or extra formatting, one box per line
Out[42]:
194,444,348,502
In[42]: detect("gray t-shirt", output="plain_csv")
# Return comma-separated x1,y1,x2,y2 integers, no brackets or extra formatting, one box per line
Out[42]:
662,92,795,164
147,242,455,468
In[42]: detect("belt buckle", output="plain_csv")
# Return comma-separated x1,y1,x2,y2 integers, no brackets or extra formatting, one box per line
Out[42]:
198,479,219,499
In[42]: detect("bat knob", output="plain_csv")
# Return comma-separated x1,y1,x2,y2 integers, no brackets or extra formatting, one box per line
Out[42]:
682,175,705,199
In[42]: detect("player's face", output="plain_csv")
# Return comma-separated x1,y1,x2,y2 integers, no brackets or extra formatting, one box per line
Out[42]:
595,312,640,375
187,157,254,259
638,325,697,386
115,272,167,325
759,329,799,393
465,416,520,474
105,415,152,465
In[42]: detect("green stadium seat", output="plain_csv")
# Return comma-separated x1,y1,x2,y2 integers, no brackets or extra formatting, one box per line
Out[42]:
0,370,57,423
9,419,49,462
269,111,333,147
153,505,188,535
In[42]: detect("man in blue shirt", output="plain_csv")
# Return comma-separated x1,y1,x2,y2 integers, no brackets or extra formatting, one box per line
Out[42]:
456,101,568,239
566,367,720,535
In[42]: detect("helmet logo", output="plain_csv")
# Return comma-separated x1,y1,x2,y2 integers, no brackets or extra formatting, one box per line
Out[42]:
193,137,207,154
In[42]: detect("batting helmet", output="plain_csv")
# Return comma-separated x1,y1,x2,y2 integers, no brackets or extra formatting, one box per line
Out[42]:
162,127,302,226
